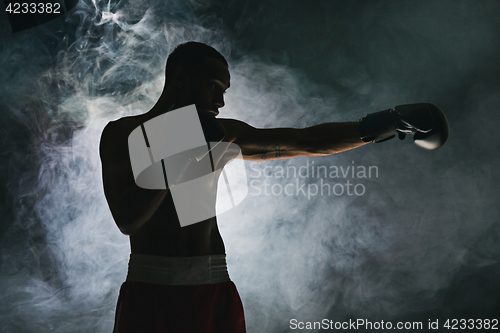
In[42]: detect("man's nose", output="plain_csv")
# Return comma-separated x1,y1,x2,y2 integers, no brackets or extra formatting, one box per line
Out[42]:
214,94,225,108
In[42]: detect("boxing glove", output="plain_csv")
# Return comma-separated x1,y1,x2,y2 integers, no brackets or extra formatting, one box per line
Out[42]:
358,103,449,150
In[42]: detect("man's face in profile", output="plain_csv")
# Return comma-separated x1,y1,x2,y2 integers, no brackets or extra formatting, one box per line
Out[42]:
187,57,231,118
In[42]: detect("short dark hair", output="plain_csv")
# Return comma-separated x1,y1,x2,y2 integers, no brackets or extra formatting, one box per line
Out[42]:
165,41,228,86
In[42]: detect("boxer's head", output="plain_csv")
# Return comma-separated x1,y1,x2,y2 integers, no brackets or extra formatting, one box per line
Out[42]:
165,42,230,116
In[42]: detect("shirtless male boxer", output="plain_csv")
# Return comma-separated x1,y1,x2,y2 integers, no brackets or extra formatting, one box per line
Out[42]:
100,42,449,332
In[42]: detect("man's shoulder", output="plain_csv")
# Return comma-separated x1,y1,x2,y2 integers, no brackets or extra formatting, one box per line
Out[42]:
105,114,142,130
218,118,254,143
102,114,147,138
100,115,145,157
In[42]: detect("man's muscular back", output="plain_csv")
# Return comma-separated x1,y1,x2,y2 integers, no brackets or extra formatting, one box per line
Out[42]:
99,112,229,257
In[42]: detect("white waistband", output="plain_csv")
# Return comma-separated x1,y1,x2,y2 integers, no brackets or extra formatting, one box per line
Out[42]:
126,254,230,285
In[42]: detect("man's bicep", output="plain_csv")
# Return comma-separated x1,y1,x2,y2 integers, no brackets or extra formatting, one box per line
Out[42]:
221,119,310,161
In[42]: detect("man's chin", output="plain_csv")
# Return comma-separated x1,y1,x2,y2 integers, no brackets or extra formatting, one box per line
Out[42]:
197,108,217,117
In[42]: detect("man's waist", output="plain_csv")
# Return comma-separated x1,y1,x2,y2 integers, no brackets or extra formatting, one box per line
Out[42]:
126,253,230,285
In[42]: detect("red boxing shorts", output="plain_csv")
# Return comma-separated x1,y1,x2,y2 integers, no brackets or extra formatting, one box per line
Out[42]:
113,254,246,333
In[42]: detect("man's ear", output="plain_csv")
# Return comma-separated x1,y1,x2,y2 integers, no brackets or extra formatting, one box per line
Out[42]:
171,66,192,90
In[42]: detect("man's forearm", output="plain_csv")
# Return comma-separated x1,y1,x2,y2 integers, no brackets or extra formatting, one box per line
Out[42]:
111,187,169,235
302,122,369,156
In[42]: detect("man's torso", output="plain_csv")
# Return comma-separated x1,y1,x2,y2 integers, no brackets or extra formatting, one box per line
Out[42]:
103,111,238,257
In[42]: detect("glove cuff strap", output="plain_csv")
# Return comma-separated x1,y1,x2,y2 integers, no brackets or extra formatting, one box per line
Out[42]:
358,108,399,143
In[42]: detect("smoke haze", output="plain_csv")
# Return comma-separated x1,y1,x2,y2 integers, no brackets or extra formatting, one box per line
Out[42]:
1,0,499,332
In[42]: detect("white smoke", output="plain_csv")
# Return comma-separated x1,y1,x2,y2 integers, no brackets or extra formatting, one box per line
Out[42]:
0,0,499,332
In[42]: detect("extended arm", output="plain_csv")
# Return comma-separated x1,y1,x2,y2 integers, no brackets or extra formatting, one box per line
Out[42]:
301,122,368,156
220,119,368,161
220,103,449,161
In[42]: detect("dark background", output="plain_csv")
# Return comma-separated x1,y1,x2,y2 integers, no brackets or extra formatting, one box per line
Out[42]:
1,0,499,332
